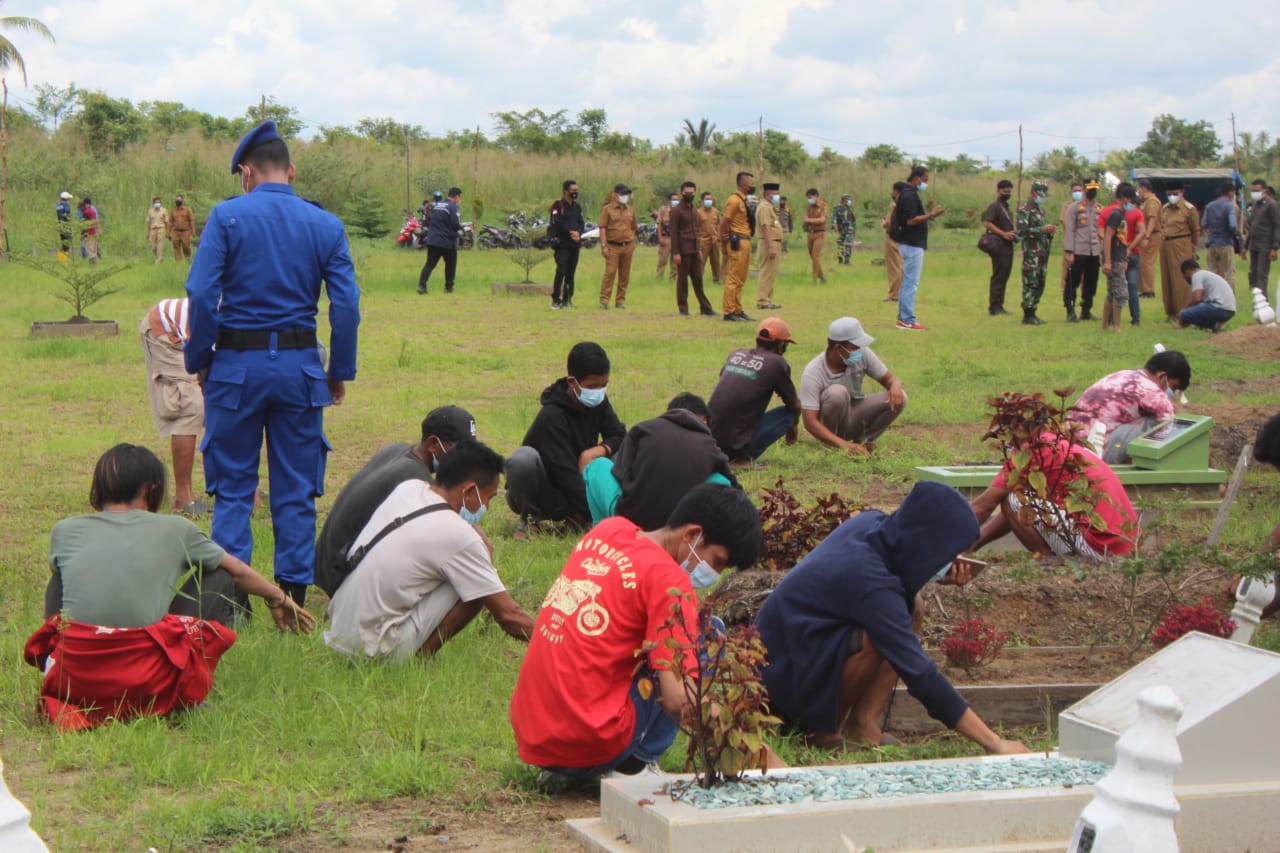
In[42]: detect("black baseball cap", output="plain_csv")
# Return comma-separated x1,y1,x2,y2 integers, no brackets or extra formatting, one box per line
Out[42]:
421,405,477,443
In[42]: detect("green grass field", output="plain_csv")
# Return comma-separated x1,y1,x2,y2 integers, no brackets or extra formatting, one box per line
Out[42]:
1,230,1276,850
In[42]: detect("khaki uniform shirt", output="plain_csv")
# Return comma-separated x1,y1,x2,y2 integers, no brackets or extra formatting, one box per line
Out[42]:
723,192,751,237
1160,199,1201,242
599,201,638,244
756,200,781,242
697,206,721,239
657,206,671,239
1140,196,1162,238
803,200,830,233
147,207,170,233
169,205,196,236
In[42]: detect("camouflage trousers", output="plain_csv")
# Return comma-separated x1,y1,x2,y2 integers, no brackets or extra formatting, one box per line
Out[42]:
1021,253,1048,310
838,230,855,263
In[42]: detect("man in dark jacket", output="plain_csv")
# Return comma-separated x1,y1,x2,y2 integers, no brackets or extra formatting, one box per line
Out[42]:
507,341,626,536
417,188,463,294
1247,179,1280,298
670,180,716,317
549,179,585,309
582,392,737,529
756,481,1029,754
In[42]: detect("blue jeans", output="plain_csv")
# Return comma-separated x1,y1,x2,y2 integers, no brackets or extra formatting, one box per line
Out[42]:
540,672,678,779
745,406,799,460
1178,302,1234,330
898,245,925,323
1126,254,1141,325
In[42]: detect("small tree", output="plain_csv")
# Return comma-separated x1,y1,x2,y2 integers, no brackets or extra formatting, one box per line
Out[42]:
507,245,550,283
14,250,128,321
342,191,392,244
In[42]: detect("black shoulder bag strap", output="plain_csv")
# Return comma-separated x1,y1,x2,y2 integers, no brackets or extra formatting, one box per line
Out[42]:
345,503,452,572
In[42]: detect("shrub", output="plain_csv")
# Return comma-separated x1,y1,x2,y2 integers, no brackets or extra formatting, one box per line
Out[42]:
758,478,862,572
940,619,1010,672
1151,599,1236,649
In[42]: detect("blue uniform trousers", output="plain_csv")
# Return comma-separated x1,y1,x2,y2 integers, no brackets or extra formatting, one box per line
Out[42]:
201,344,331,585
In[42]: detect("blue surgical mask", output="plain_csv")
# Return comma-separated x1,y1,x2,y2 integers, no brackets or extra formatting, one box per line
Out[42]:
574,379,607,408
683,535,720,590
153,202,161,209
1071,191,1083,202
1035,195,1046,207
807,197,817,206
844,348,864,366
771,194,781,205
671,199,679,208
1124,203,1136,212
459,485,486,526
703,199,714,208
932,562,953,583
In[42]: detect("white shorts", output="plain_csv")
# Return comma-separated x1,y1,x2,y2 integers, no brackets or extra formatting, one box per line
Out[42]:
1007,492,1102,559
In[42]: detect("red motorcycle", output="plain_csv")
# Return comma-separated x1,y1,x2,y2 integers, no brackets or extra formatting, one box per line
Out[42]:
396,216,426,249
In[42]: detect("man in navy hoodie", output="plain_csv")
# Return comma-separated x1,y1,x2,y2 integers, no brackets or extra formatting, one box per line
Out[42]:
507,341,627,537
756,481,1029,753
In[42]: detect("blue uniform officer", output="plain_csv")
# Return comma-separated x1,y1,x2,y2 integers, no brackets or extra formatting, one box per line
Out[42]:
185,120,361,606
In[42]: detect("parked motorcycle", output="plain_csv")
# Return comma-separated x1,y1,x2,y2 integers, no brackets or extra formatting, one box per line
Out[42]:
396,215,426,249
458,221,475,250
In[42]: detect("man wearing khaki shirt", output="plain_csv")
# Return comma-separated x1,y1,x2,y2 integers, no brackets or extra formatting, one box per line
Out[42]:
146,197,170,264
1159,182,1201,319
697,192,723,285
599,184,638,309
1136,180,1163,298
756,183,784,310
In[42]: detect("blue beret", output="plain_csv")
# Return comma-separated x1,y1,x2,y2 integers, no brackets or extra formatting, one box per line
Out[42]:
230,120,281,174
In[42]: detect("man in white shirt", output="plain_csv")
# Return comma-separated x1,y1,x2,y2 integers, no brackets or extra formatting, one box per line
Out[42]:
325,440,534,660
1178,258,1237,332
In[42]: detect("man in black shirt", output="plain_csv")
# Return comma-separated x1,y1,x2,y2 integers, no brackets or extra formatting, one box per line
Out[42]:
895,165,945,331
549,179,585,309
981,179,1017,315
707,318,801,465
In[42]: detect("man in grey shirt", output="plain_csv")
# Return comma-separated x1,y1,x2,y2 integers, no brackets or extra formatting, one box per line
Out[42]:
1178,258,1237,332
1202,182,1240,286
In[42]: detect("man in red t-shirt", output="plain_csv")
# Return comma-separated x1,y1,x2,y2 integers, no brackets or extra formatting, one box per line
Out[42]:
969,436,1138,559
1098,185,1146,327
510,484,762,779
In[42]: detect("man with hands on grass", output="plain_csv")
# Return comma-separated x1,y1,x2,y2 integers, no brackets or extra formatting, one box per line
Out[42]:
799,316,906,457
755,481,1029,755
510,484,777,779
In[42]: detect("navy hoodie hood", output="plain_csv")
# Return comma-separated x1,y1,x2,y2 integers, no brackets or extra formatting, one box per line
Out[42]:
874,480,979,597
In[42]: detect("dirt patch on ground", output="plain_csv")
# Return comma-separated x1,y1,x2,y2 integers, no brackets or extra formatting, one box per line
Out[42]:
1208,323,1280,362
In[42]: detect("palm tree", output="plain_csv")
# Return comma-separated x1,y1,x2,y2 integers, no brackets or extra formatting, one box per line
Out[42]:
1,3,55,253
682,118,716,153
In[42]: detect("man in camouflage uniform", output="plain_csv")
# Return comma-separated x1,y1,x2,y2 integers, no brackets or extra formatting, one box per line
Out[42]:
833,194,857,265
1017,181,1058,326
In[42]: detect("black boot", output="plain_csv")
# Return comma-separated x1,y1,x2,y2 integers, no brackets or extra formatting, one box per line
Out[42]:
1023,308,1045,326
278,581,308,607
1066,303,1079,322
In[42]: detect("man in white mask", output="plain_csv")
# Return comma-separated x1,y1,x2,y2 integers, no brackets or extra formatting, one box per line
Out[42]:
1158,180,1201,320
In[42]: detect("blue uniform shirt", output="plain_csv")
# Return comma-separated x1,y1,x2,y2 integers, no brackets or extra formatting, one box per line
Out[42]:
184,183,361,379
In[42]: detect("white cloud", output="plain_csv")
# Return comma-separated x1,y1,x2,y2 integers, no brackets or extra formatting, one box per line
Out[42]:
954,16,967,34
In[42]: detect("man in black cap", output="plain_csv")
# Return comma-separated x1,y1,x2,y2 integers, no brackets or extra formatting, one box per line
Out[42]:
314,405,478,598
981,179,1017,315
598,184,638,309
548,179,585,309
185,120,362,607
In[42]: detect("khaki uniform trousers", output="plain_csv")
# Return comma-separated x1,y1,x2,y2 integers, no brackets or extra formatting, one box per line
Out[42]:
149,228,166,263
1205,245,1236,286
172,230,193,261
722,238,751,315
600,241,636,306
885,237,903,298
656,239,676,279
1139,233,1162,297
757,240,782,307
1160,236,1195,319
807,230,826,279
700,236,722,283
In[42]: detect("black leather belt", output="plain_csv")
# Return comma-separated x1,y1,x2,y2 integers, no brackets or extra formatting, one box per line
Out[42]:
608,240,632,247
217,328,317,350
1165,234,1190,240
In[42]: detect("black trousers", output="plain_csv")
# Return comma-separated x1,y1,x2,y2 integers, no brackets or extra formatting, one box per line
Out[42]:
553,245,580,304
988,247,1013,311
1064,254,1101,313
419,246,458,291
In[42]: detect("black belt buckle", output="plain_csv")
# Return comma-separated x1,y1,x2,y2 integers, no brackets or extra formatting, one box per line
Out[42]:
218,328,317,351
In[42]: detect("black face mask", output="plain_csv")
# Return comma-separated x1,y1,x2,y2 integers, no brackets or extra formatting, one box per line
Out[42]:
176,200,184,206
568,191,578,200
682,193,695,203
999,192,1011,201
1085,189,1097,200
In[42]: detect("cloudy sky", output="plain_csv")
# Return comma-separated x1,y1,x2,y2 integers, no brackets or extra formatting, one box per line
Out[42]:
10,0,1280,162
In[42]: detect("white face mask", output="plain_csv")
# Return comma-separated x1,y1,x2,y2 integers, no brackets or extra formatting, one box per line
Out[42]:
917,181,928,192
703,199,714,208
1252,191,1263,202
618,194,630,205
1167,193,1181,204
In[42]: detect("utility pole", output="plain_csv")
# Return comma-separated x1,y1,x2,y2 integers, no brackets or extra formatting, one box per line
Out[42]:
1016,125,1023,203
758,116,765,186
403,125,411,218
1231,112,1241,178
259,94,267,123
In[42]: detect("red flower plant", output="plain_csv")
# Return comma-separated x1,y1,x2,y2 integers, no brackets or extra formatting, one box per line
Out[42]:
1151,599,1236,649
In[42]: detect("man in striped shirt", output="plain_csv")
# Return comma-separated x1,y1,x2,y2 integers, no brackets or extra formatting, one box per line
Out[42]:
139,297,205,516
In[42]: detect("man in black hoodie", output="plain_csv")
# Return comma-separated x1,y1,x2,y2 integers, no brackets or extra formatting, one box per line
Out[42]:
507,342,627,537
582,392,738,529
756,481,1028,754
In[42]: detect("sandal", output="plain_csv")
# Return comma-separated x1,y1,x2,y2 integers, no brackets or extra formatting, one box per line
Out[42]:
180,499,209,519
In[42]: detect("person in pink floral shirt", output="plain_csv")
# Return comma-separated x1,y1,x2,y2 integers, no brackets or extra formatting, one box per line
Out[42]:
1067,350,1190,463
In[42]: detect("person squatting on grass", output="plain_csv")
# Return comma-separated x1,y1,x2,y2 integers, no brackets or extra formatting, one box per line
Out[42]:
755,481,1029,754
324,440,534,660
510,484,779,779
28,444,315,732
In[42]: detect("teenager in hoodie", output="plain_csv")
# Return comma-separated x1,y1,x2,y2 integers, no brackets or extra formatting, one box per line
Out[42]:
506,342,626,536
756,480,1028,753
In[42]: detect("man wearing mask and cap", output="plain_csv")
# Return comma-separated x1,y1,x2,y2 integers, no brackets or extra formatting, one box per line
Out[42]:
833,194,856,266
146,197,170,264
184,120,362,607
1017,181,1057,325
719,171,755,321
169,194,196,263
314,405,478,597
670,181,715,316
799,316,907,456
598,184,638,309
324,439,534,661
1063,178,1103,322
981,179,1017,315
755,183,784,311
56,191,73,254
757,480,1029,753
1158,180,1201,320
708,317,801,466
507,341,626,538
511,483,769,781
548,179,584,310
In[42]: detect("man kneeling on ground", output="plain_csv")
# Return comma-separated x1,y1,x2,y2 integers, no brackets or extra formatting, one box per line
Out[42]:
325,440,534,660
1067,349,1190,464
510,484,769,778
755,481,1028,754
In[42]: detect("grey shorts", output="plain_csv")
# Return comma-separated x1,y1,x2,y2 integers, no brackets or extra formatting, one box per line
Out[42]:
1107,251,1129,307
